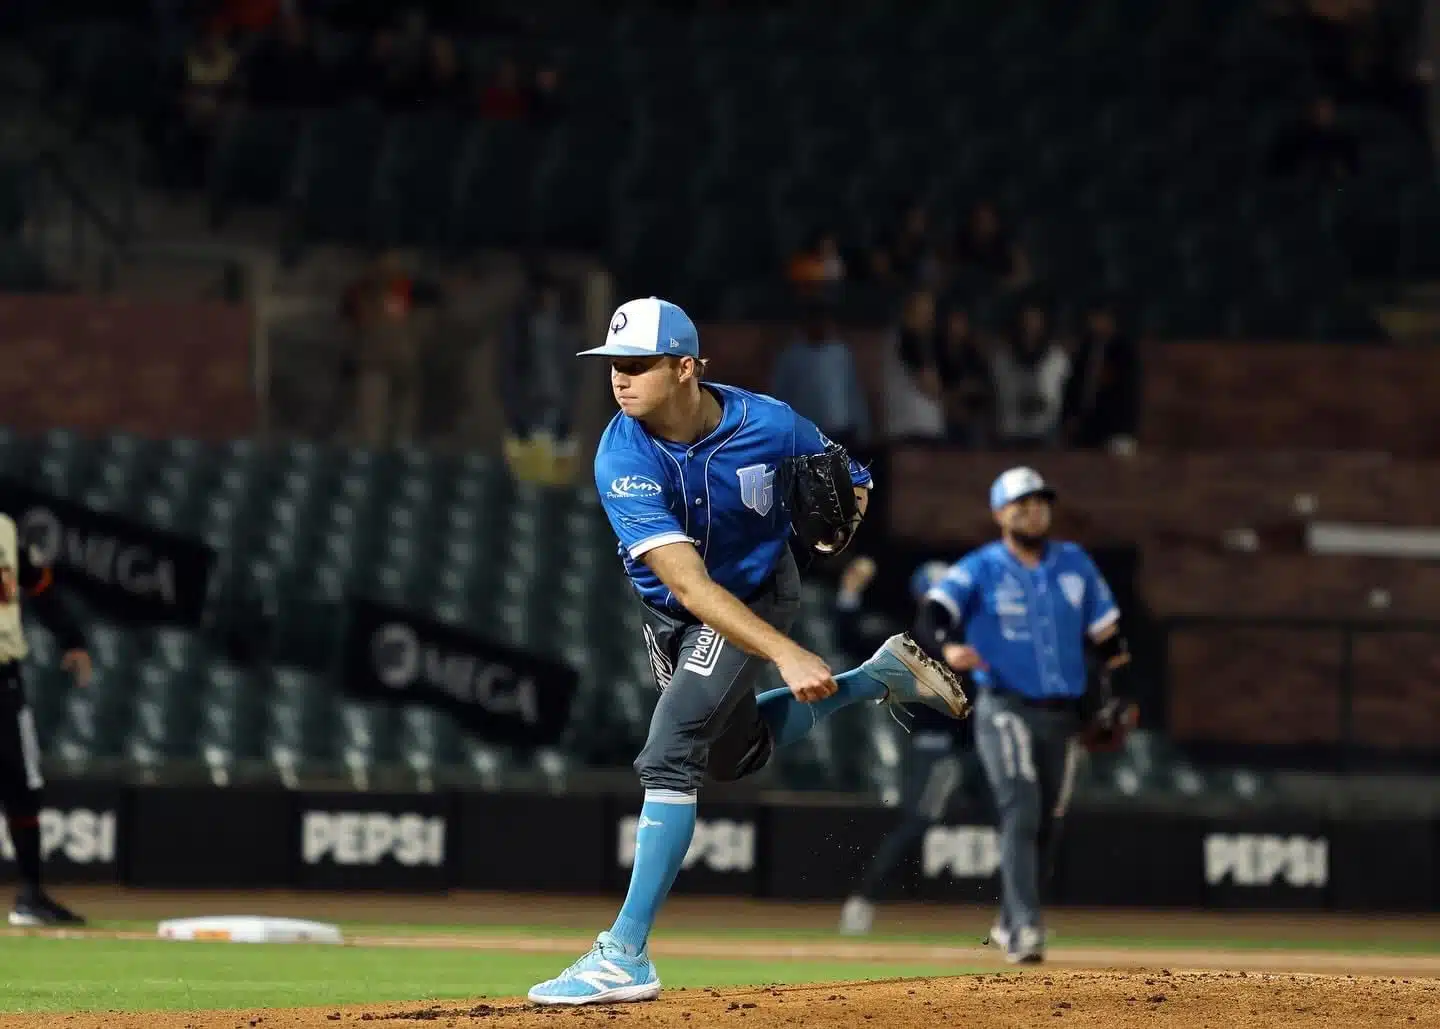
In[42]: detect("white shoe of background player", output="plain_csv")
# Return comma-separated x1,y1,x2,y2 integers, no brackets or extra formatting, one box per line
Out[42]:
838,896,874,936
1007,926,1046,964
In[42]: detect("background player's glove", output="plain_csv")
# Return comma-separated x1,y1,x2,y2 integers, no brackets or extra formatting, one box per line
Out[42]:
1078,695,1139,753
779,443,861,555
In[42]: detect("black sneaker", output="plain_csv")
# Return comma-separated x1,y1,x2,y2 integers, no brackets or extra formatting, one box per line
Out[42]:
9,892,86,927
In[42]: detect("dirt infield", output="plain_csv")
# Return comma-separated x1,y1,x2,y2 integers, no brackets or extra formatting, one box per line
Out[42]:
8,972,1440,1029
3,888,1440,1028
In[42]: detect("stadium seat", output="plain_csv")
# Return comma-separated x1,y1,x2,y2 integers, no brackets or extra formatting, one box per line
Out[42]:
128,660,200,764
291,105,387,244
372,112,468,248
449,123,542,248
209,109,304,219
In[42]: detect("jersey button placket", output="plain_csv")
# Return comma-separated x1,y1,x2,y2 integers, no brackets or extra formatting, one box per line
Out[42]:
1033,575,1063,693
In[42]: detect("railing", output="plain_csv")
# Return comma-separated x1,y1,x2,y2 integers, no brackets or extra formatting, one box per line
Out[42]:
21,144,134,288
1160,614,1440,771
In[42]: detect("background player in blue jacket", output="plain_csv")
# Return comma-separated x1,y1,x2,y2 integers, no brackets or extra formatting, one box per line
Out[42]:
916,467,1135,964
528,297,970,1007
837,559,977,936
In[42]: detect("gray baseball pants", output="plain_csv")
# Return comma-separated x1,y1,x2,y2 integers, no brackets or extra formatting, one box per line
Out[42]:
632,549,801,793
972,688,1083,936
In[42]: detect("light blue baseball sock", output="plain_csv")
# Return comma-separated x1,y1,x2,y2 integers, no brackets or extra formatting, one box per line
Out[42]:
609,788,697,955
756,667,887,749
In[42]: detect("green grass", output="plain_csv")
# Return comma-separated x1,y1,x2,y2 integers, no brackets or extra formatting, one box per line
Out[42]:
80,919,1440,955
346,924,1440,956
211,921,1440,957
6,914,1435,1014
0,937,973,1014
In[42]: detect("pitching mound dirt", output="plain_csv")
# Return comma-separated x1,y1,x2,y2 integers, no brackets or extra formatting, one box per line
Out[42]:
7,971,1439,1029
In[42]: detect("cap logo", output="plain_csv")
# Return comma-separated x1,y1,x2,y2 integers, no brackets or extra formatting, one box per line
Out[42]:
611,311,628,334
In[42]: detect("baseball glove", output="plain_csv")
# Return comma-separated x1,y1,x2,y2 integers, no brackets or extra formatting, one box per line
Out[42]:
1077,696,1140,753
779,443,861,555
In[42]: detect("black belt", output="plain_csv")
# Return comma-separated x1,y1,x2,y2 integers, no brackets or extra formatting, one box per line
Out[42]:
982,687,1079,713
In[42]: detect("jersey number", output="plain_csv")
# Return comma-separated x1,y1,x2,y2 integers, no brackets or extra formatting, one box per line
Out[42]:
736,464,775,517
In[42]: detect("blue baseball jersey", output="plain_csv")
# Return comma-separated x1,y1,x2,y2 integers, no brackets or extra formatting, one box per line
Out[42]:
595,383,872,611
924,540,1119,700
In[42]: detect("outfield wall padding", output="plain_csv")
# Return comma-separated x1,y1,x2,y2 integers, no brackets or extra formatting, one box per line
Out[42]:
1,782,1434,912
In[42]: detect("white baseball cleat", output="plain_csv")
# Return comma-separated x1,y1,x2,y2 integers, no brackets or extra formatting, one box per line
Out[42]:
838,896,874,936
1007,926,1046,964
527,931,661,1006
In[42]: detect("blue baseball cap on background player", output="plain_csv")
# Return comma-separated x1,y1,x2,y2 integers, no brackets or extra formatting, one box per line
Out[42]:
577,296,700,358
989,466,1058,511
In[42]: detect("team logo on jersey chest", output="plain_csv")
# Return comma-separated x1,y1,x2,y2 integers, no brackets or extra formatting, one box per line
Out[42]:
1059,573,1086,610
736,464,774,516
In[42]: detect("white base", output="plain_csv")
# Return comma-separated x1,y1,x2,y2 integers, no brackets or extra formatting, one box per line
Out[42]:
156,916,344,944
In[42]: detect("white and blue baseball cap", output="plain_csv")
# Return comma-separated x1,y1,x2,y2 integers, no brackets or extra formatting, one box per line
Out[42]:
989,466,1057,511
577,296,700,358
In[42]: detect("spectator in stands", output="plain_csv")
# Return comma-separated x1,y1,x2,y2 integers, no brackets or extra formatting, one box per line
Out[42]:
769,310,871,454
1272,0,1429,136
871,202,939,286
1267,94,1361,181
426,36,464,109
368,8,451,111
182,23,240,123
246,11,329,108
530,61,566,126
787,230,847,304
477,57,531,121
167,22,240,188
954,201,1032,291
935,303,993,448
882,288,947,442
210,0,283,35
990,299,1071,449
501,272,581,484
1063,298,1141,455
341,251,439,448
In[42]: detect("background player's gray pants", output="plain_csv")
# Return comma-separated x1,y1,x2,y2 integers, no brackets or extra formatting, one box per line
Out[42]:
633,550,801,793
972,689,1082,935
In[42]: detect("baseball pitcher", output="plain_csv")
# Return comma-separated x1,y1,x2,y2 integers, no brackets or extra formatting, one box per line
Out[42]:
527,297,971,1006
916,468,1136,963
0,514,91,926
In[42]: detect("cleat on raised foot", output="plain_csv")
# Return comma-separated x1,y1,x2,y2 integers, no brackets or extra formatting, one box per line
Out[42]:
861,633,971,720
527,931,661,1006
